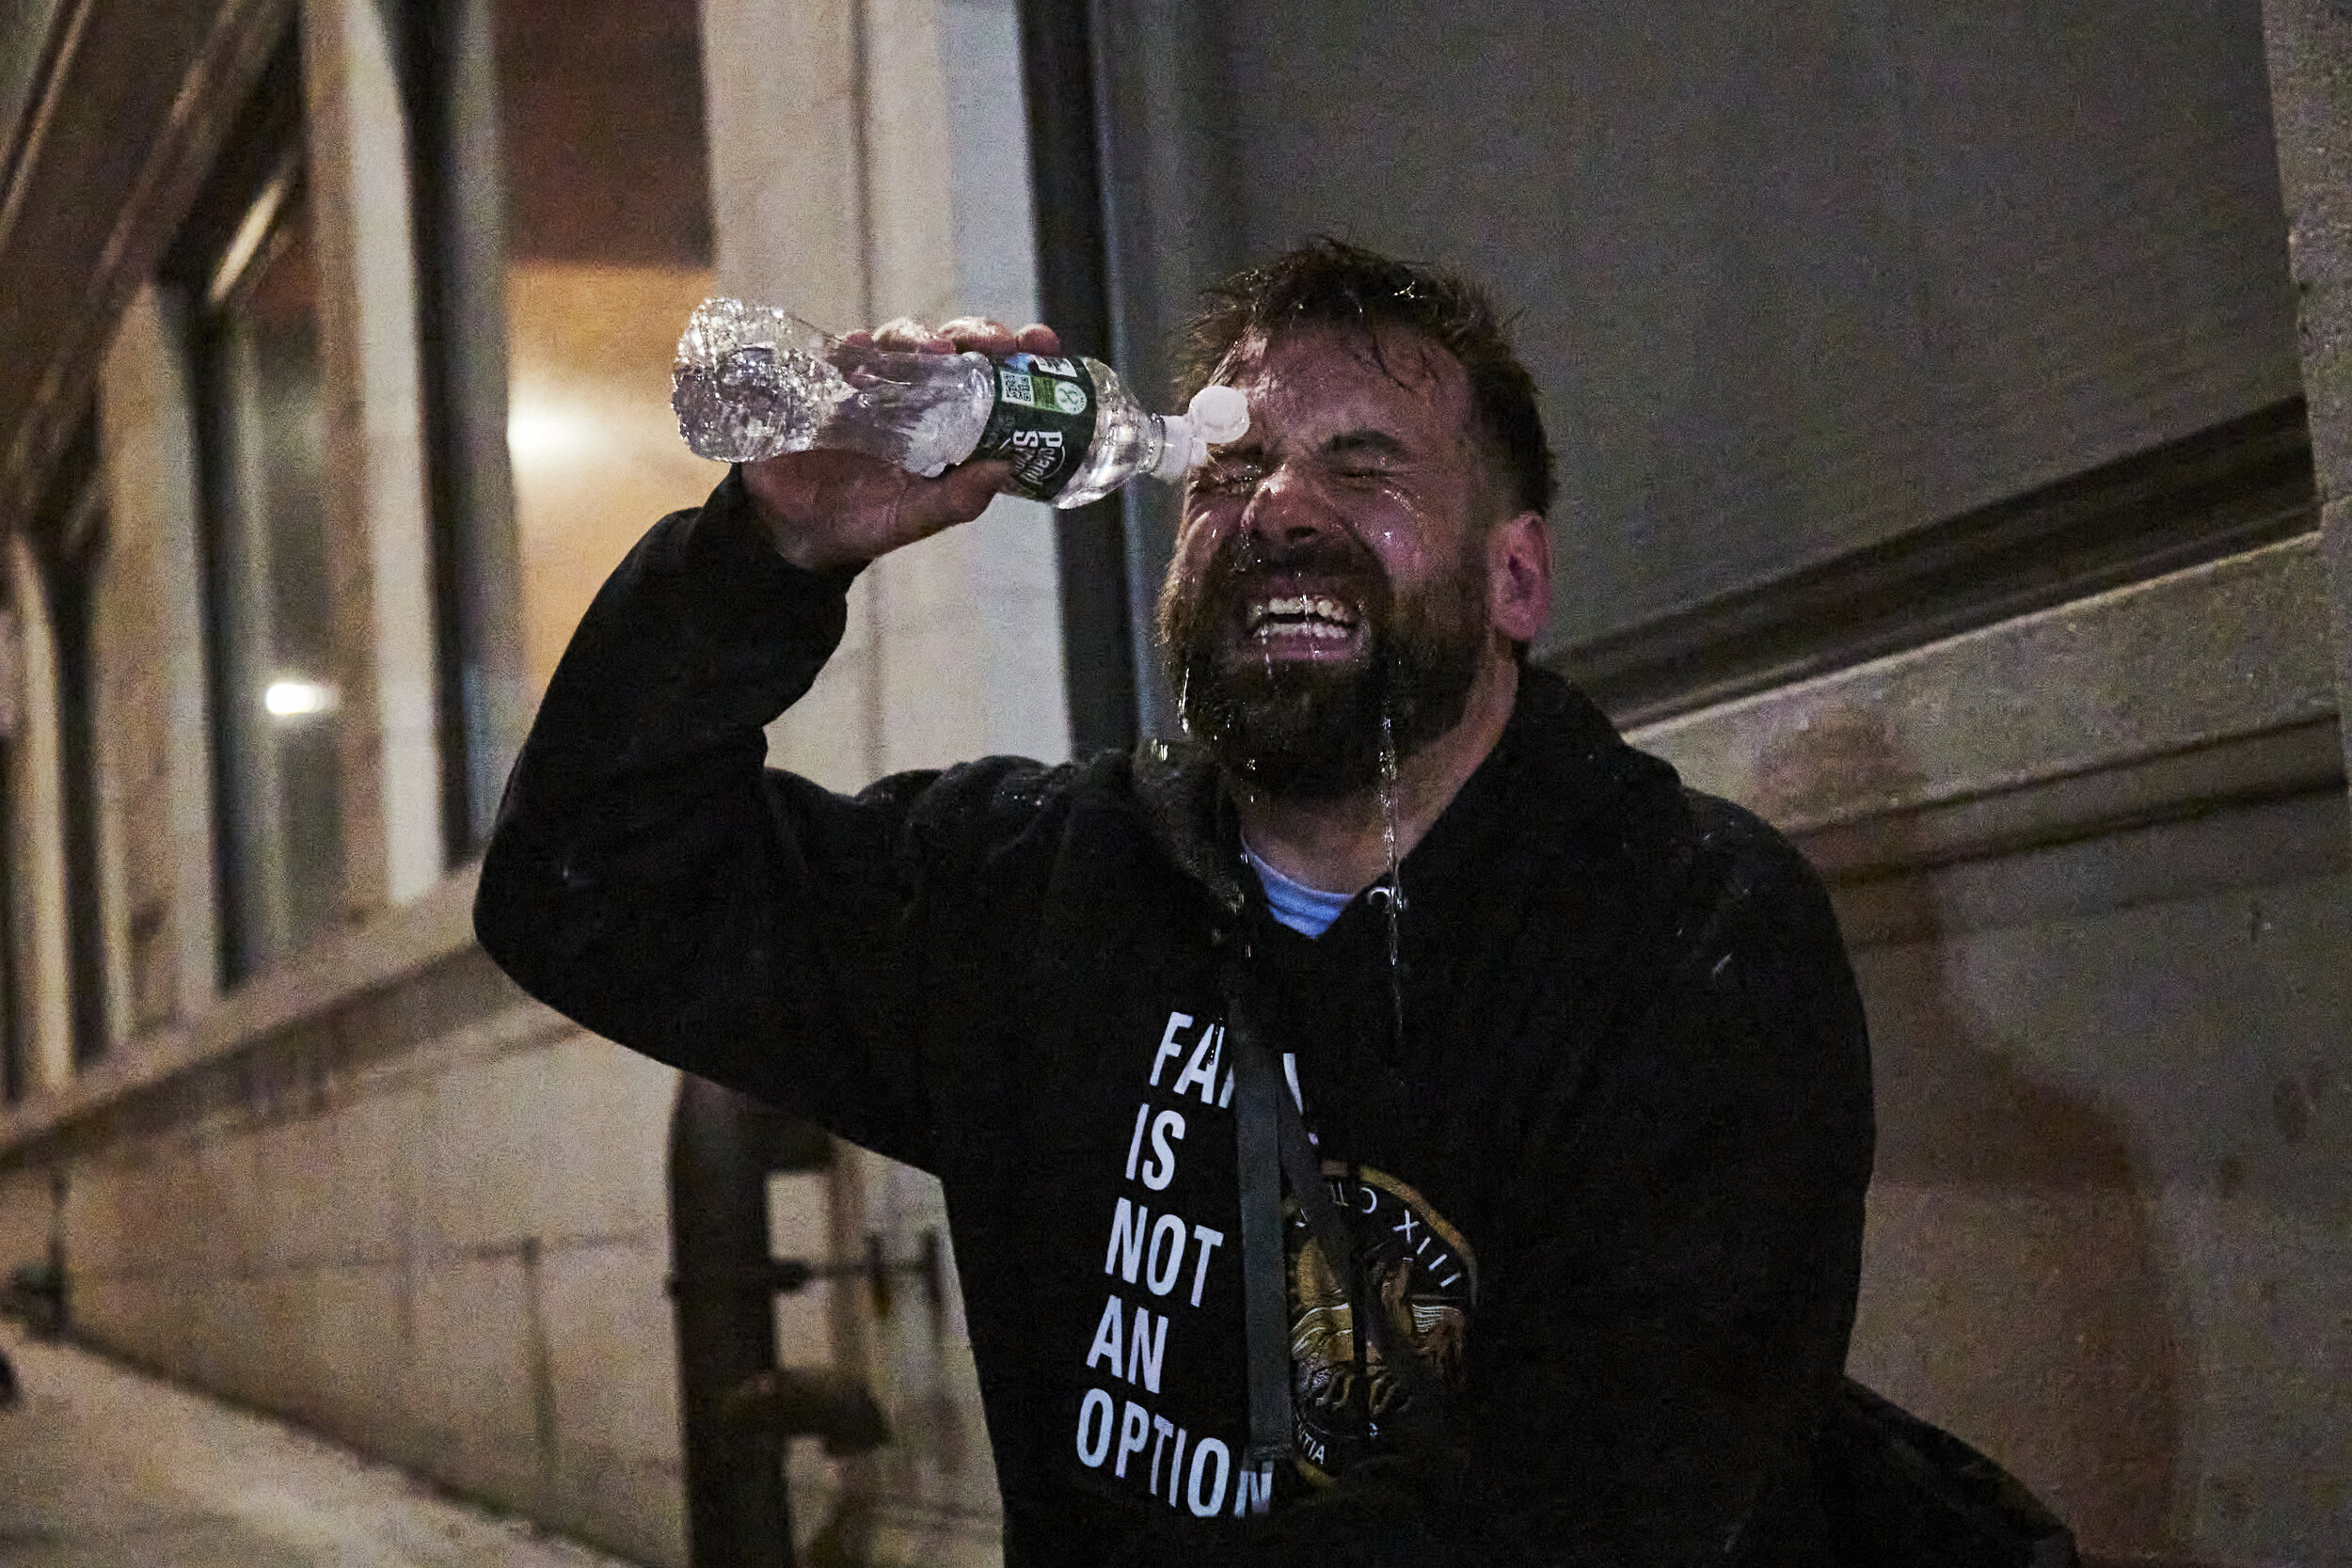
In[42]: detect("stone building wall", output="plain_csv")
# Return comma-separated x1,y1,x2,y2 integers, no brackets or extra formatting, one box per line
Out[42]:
0,0,1057,1564
3,1,2348,1565
7,919,686,1564
1635,534,2352,1560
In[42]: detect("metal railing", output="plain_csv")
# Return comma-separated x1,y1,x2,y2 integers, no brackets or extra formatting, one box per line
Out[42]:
666,1074,939,1567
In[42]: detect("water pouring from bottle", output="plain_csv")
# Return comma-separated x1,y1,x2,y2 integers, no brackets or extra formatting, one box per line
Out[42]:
672,297,1248,506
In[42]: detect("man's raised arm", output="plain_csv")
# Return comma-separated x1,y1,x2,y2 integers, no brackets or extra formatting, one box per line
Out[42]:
472,318,1056,1166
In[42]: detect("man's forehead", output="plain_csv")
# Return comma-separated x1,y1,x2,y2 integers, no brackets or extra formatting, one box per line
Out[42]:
1216,324,1472,430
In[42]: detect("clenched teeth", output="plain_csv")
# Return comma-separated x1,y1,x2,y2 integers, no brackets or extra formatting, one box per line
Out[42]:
1245,594,1357,634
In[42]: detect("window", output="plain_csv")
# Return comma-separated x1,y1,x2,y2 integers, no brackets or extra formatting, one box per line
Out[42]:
397,0,715,844
397,0,520,863
1,405,111,1089
0,601,24,1101
34,418,109,1067
168,33,344,986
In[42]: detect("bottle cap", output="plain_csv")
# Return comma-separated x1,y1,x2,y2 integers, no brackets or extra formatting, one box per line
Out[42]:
1187,385,1249,443
1151,384,1252,482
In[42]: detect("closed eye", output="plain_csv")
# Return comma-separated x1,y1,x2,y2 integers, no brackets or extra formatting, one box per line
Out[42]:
1322,430,1408,466
1194,455,1267,494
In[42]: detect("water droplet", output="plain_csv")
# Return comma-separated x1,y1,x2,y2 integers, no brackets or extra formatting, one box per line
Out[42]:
1378,706,1407,1053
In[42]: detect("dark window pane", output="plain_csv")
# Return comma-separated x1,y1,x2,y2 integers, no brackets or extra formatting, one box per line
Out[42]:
171,31,345,987
48,515,108,1067
198,202,345,981
0,733,22,1101
21,407,108,1073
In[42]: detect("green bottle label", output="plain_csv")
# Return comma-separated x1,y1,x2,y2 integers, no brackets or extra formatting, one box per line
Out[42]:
973,354,1098,500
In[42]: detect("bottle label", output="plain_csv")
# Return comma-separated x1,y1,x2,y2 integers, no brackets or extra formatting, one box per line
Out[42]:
974,354,1098,500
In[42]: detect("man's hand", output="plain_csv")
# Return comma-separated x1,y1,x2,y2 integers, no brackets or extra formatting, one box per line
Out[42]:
741,317,1063,572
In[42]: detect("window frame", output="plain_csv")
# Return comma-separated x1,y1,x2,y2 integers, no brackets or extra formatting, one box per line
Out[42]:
166,27,348,990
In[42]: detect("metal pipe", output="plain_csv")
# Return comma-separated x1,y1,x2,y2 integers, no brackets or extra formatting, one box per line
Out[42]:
667,1077,914,1568
668,1075,820,1568
1015,0,1139,752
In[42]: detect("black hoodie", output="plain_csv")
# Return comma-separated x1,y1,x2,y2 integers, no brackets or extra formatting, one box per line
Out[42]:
474,469,1875,1568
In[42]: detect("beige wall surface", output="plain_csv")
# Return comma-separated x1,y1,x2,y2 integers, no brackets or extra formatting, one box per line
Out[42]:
1641,535,2352,1561
506,261,724,700
0,953,692,1568
1845,802,2352,1560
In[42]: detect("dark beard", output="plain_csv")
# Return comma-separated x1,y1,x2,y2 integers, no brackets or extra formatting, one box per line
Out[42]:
1157,530,1490,800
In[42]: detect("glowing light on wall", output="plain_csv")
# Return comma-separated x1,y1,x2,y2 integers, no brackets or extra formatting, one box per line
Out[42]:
507,403,596,464
263,679,339,718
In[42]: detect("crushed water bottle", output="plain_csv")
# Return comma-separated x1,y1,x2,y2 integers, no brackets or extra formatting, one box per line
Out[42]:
672,297,1248,508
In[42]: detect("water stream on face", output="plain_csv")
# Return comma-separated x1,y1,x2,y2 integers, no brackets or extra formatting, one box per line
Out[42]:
1377,707,1408,1053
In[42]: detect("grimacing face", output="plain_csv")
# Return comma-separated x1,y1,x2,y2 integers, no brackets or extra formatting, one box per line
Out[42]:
1157,325,1510,799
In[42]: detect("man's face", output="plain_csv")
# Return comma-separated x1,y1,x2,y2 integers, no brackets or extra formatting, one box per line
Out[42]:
1158,325,1505,799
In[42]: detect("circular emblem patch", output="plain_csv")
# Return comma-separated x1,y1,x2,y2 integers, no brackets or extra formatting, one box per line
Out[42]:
1286,1164,1476,1484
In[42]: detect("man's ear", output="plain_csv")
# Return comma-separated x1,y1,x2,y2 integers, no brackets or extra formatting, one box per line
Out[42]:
1487,510,1551,645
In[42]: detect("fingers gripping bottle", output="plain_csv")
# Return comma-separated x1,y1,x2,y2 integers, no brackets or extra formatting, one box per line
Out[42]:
671,297,1249,508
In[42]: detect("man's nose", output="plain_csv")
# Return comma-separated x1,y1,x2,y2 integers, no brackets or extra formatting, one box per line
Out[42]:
1238,461,1343,554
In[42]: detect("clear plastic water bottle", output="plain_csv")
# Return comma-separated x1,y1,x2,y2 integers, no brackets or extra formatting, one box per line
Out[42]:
671,297,1248,508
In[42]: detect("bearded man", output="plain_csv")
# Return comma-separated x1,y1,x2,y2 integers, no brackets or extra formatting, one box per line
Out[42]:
476,240,1873,1567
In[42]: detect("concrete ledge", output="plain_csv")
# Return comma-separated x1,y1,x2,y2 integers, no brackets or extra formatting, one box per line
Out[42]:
1827,786,2351,950
1798,719,2344,883
0,862,518,1161
1630,533,2343,871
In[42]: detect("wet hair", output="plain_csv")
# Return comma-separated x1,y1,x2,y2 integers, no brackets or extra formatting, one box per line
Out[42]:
1175,237,1556,518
